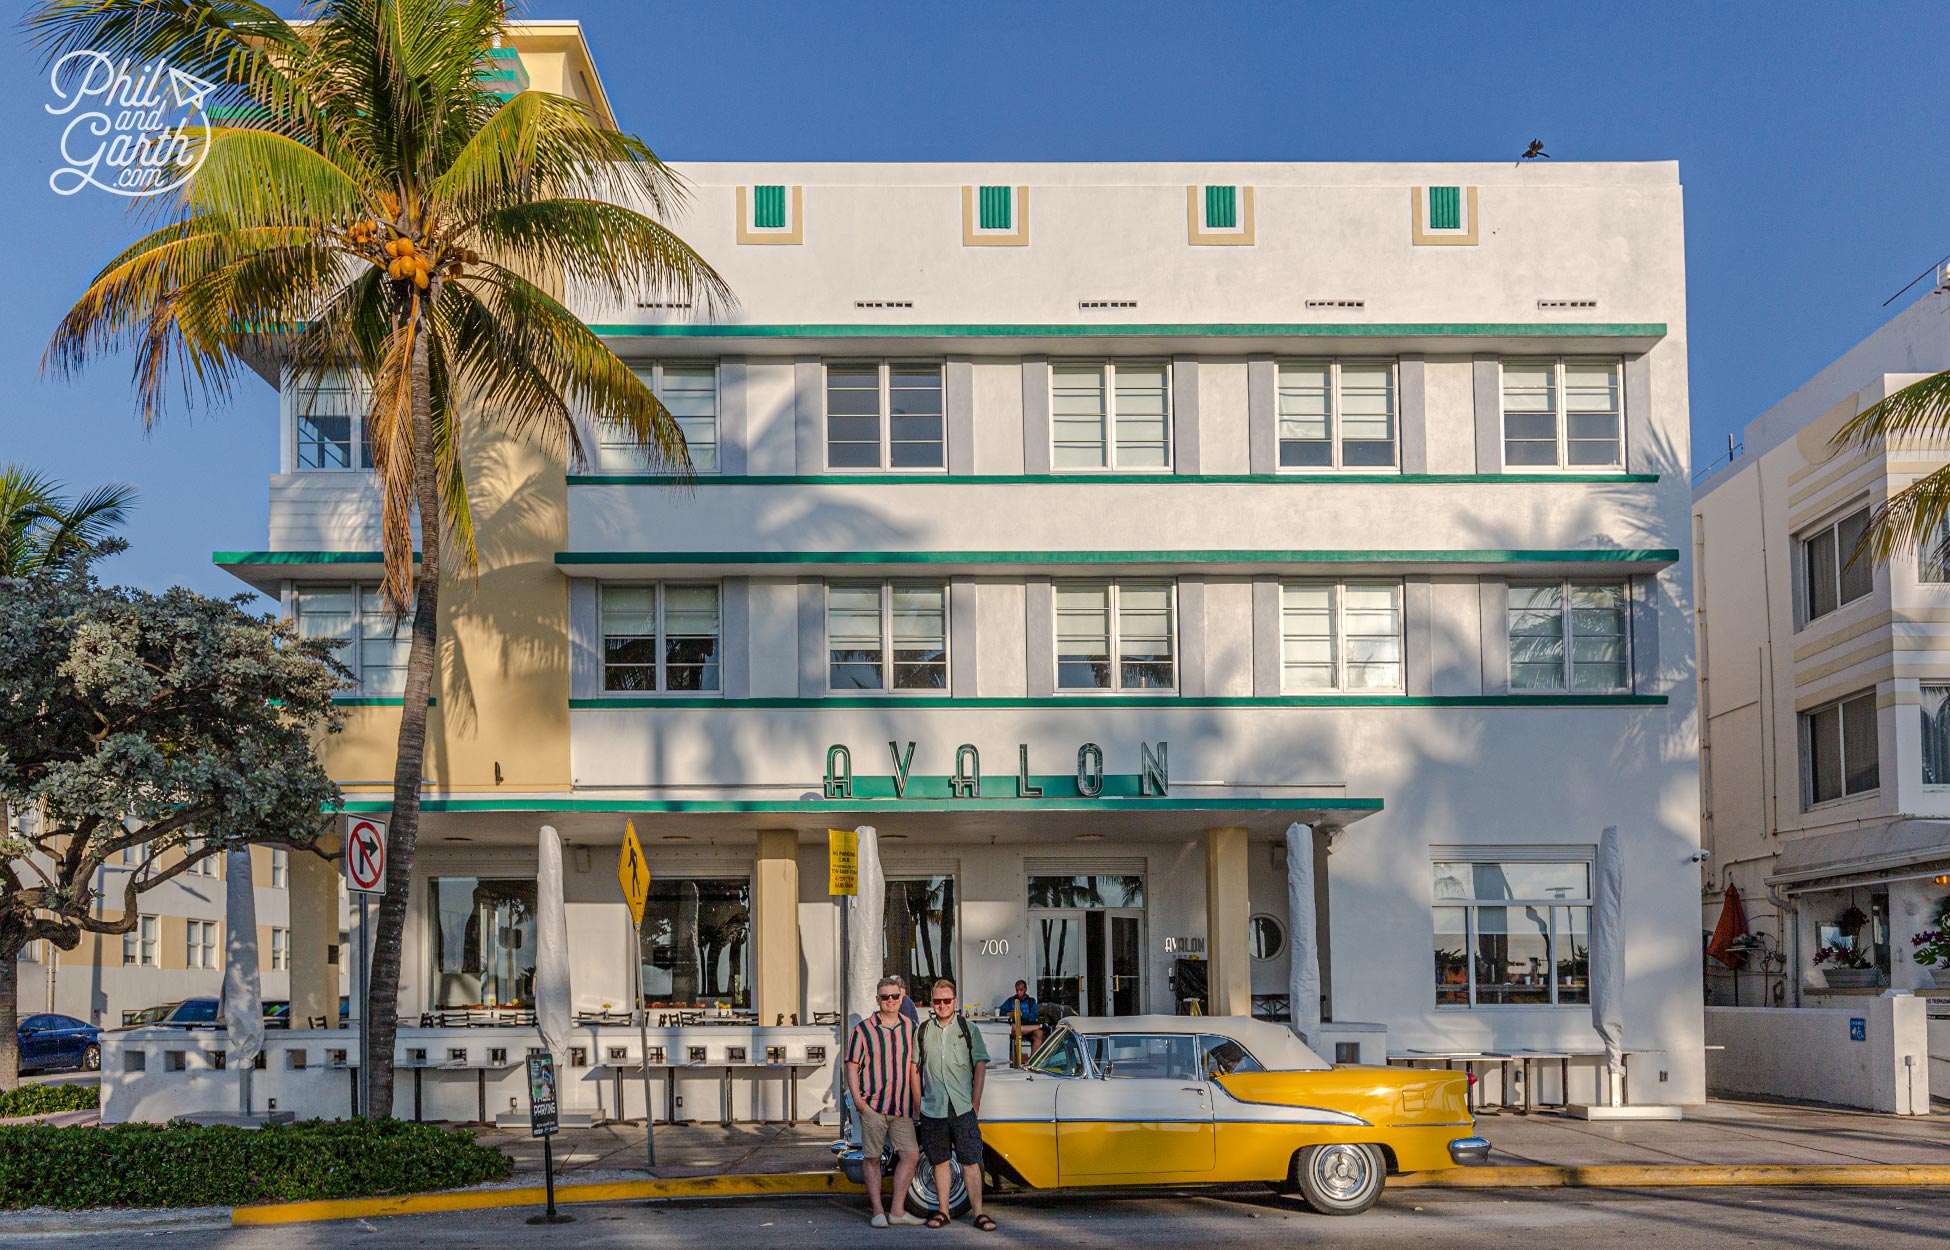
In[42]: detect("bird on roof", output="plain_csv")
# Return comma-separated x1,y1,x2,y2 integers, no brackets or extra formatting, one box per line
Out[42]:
1520,139,1550,163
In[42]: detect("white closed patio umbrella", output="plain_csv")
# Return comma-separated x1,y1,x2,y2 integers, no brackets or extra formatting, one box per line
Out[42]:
535,825,573,1059
845,826,884,1028
1590,825,1625,1107
1285,823,1320,1048
222,843,263,1118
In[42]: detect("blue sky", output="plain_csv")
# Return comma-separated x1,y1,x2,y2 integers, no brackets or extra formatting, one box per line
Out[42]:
4,0,1948,599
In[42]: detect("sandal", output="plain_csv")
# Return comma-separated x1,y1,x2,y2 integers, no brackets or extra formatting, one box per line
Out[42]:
925,1213,950,1229
972,1213,997,1232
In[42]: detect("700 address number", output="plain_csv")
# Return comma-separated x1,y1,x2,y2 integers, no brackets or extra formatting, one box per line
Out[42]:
977,939,1010,956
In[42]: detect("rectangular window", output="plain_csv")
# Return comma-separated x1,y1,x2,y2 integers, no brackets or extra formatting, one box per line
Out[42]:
638,878,752,1009
292,370,371,472
978,185,1013,231
752,184,786,230
1278,360,1398,470
294,583,412,697
1055,581,1176,692
431,877,540,1007
1428,186,1463,231
123,916,158,967
1508,581,1630,692
1921,518,1950,583
600,583,721,693
1924,685,1950,786
1050,362,1171,471
1204,185,1238,230
1502,358,1623,469
1805,689,1879,805
886,876,957,990
270,848,288,890
1280,582,1405,691
186,920,219,970
183,834,218,878
1800,506,1873,624
1432,859,1592,1008
827,582,948,692
270,928,290,972
826,361,944,470
603,363,719,474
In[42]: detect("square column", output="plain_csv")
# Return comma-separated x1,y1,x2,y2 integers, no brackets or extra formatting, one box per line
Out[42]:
755,829,802,1023
1203,826,1251,1016
288,837,340,1029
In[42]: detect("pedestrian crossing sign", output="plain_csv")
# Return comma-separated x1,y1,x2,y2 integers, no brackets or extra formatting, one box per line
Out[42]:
618,820,651,926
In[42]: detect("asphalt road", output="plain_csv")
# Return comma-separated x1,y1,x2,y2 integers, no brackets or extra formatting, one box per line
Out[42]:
9,1186,1950,1249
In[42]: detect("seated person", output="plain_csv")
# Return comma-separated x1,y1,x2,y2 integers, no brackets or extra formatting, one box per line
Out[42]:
996,980,1044,1053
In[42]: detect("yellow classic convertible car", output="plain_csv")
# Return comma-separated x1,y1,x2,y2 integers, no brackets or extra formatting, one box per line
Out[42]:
841,1014,1486,1216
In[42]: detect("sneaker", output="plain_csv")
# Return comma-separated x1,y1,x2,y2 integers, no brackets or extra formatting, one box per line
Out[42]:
891,1212,927,1226
869,1213,889,1229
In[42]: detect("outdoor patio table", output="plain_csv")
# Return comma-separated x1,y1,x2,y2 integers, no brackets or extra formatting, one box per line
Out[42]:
758,1060,822,1124
1505,1049,1573,1112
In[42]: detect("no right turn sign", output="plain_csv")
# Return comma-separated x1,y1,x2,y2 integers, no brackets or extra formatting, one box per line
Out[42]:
345,817,387,895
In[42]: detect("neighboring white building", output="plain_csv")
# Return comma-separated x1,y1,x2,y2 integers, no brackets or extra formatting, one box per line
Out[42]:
1694,284,1950,1006
208,149,1706,1117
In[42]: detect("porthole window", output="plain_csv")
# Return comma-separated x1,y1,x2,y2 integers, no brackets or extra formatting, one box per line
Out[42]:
1249,914,1286,961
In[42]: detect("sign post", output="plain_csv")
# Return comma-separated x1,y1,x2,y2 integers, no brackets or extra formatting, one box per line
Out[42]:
343,817,387,1118
523,1052,574,1225
827,829,859,1134
616,821,655,1169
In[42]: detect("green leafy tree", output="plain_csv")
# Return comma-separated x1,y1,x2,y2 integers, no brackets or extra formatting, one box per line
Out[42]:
0,572,346,1090
28,0,728,1112
0,465,136,579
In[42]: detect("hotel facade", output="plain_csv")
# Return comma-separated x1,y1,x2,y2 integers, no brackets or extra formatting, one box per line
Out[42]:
118,27,1709,1121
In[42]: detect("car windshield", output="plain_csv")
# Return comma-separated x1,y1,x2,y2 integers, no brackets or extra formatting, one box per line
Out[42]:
130,1006,172,1024
1024,1027,1087,1077
1200,1035,1264,1077
176,1001,218,1023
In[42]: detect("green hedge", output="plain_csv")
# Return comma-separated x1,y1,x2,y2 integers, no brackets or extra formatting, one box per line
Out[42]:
0,1119,513,1209
0,1082,100,1117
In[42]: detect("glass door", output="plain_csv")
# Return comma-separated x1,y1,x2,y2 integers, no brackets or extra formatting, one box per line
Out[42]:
1036,913,1084,1015
1108,912,1143,1015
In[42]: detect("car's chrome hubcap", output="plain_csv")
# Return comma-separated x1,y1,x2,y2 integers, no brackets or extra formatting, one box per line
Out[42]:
1312,1145,1371,1201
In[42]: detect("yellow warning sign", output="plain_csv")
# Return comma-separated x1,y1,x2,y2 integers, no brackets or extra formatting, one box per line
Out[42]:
827,827,859,896
618,820,651,927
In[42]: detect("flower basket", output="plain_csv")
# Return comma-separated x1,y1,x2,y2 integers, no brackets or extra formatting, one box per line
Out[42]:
1822,967,1879,989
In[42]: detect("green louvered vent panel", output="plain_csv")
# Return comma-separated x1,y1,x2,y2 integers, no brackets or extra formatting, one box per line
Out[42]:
1428,186,1462,230
978,185,1013,231
753,185,787,229
1205,185,1237,229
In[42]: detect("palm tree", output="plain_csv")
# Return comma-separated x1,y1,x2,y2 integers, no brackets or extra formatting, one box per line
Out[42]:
1834,371,1950,567
0,465,137,579
29,0,729,1115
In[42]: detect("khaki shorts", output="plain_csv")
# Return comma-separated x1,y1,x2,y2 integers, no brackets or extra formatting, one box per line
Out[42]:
859,1105,918,1158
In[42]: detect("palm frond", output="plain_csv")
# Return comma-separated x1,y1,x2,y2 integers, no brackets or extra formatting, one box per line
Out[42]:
466,197,732,314
37,481,138,567
184,126,370,230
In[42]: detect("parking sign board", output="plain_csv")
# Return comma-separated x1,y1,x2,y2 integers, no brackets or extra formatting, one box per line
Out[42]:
345,817,387,895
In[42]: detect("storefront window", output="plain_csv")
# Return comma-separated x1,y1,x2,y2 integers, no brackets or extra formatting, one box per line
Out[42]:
1431,859,1591,1008
885,876,956,989
431,878,538,1007
639,878,751,1008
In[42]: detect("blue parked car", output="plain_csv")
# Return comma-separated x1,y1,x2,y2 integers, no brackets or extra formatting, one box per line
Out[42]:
16,1014,100,1074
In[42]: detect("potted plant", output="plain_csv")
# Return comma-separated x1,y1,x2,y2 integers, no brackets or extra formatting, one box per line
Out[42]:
1814,942,1878,989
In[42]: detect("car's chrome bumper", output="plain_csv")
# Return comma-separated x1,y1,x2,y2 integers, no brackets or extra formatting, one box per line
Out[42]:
1449,1136,1491,1166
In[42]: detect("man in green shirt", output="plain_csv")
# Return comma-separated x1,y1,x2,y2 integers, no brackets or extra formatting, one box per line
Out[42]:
916,978,996,1230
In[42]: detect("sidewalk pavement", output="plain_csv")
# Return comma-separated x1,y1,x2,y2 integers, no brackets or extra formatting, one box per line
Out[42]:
475,1098,1950,1178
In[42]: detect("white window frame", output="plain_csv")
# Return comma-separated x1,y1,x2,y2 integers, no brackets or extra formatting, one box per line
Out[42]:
825,580,950,694
1797,504,1874,628
123,915,159,967
1053,580,1179,694
186,919,219,970
184,835,218,878
1802,688,1880,808
1507,579,1633,694
822,360,946,472
1279,581,1406,693
598,582,723,695
599,361,719,475
1431,854,1594,1010
270,927,291,972
1499,357,1625,472
1049,360,1174,473
286,368,371,473
270,848,289,890
291,582,413,697
1276,359,1401,473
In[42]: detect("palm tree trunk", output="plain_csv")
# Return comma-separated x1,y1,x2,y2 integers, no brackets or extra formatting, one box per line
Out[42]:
0,931,20,1093
363,322,442,1118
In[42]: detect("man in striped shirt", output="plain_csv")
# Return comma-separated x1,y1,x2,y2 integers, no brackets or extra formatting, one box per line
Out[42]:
846,976,924,1227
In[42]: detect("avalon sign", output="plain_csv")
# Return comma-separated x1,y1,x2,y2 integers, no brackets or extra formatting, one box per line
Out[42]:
824,741,1168,800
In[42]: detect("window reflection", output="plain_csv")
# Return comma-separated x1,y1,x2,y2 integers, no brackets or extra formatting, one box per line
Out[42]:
432,878,538,1007
885,876,956,989
640,878,751,1008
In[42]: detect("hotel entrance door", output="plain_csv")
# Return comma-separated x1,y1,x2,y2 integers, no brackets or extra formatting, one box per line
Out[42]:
1033,909,1144,1017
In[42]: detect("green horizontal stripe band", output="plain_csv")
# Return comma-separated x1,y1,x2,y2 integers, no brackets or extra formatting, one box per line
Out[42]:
335,797,1387,815
570,695,1667,710
214,551,419,565
331,697,435,707
588,322,1666,340
567,473,1659,487
556,549,1680,566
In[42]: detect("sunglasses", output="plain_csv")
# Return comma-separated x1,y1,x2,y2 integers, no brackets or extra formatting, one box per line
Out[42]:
931,998,956,1005
877,992,902,1001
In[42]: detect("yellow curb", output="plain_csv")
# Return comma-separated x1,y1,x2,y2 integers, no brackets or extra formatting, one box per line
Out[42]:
230,1171,864,1227
1395,1165,1950,1189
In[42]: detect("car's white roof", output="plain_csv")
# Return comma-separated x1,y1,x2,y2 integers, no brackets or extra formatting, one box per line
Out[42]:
1063,1014,1330,1071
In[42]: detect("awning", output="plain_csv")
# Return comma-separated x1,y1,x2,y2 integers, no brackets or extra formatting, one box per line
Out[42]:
1766,819,1950,892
